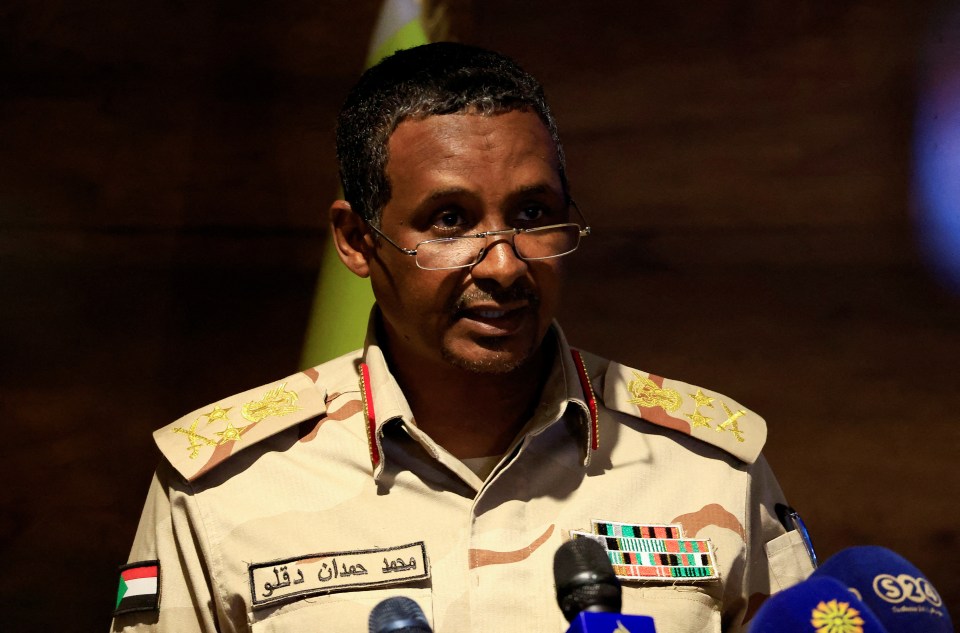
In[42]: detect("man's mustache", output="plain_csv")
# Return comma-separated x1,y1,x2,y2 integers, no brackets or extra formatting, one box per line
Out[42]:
453,284,540,311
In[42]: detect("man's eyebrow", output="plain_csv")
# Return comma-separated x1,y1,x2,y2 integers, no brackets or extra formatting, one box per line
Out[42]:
409,187,476,215
422,187,472,202
414,183,564,209
514,184,555,196
508,184,566,204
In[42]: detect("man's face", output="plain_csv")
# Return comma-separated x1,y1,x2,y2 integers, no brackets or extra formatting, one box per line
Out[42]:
368,109,568,374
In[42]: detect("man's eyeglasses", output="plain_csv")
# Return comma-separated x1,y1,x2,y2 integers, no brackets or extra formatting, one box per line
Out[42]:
364,201,591,271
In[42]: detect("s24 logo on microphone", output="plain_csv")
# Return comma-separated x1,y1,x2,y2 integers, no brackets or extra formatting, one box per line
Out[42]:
872,573,943,607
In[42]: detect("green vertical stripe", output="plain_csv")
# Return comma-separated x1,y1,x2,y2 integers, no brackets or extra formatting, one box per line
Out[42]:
115,576,128,609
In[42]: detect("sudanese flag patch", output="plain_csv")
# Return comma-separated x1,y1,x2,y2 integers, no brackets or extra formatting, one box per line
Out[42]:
114,561,160,615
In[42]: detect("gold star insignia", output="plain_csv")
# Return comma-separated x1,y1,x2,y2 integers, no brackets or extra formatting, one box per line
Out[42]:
203,404,233,425
686,410,713,429
215,421,243,444
690,389,715,409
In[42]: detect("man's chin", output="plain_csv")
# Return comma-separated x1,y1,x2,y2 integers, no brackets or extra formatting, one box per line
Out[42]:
440,338,536,375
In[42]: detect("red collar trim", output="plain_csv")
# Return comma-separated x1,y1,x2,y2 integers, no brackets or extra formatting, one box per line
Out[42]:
359,362,380,470
571,349,600,451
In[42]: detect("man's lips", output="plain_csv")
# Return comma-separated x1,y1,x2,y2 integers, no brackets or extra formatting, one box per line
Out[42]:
458,303,527,318
455,303,531,334
451,285,541,336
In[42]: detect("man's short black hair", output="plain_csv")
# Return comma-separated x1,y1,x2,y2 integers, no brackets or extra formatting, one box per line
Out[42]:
336,42,568,226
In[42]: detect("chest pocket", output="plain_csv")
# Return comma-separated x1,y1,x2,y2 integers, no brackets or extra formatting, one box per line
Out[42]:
621,585,721,633
249,586,433,632
765,529,815,592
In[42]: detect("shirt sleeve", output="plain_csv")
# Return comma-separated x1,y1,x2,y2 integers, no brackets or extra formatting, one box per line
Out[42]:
110,461,221,633
732,454,815,630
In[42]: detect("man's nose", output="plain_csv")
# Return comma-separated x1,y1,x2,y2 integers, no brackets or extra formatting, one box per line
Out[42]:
470,237,527,287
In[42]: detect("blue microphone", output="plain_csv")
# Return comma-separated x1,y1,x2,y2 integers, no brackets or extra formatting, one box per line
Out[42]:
750,576,889,632
553,538,656,633
812,546,954,633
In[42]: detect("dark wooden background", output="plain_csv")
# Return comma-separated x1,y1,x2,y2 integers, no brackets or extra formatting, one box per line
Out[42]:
2,1,958,630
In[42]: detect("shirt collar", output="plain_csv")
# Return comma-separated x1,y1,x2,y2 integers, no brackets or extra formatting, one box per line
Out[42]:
358,312,599,481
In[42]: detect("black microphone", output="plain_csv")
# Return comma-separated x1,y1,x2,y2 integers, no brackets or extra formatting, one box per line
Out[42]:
554,537,622,620
368,596,432,633
553,537,656,632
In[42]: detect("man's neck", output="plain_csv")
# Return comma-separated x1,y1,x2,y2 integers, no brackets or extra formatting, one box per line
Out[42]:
383,338,555,460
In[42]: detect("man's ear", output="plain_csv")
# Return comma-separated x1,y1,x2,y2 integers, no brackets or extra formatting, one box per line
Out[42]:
330,200,373,278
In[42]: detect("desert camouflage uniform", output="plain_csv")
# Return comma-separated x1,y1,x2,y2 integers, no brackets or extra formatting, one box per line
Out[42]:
112,320,813,633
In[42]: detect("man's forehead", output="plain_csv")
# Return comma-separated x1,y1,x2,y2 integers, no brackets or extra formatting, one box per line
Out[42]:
380,111,565,217
386,111,560,175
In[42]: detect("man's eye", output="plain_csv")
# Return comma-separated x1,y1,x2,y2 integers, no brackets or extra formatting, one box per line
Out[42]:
434,210,465,229
517,205,548,223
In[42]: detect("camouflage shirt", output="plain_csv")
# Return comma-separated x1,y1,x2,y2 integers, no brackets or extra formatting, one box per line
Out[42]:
112,322,812,633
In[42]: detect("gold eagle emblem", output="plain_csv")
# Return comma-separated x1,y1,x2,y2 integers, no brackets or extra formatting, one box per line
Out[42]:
626,372,682,412
241,383,300,423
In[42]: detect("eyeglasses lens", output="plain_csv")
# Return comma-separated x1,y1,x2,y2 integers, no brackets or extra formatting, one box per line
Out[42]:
416,225,581,270
515,225,580,259
416,238,483,270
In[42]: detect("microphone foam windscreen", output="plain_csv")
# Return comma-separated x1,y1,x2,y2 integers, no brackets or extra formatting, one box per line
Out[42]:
750,576,889,633
553,537,622,622
812,546,953,633
368,596,432,633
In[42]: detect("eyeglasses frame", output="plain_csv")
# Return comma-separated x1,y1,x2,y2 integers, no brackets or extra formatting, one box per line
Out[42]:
361,200,592,271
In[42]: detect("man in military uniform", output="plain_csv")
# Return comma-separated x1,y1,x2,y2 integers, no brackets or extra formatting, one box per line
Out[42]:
112,43,814,632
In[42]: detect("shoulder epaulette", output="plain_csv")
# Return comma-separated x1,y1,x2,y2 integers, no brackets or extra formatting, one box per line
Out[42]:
154,369,328,482
576,351,767,464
